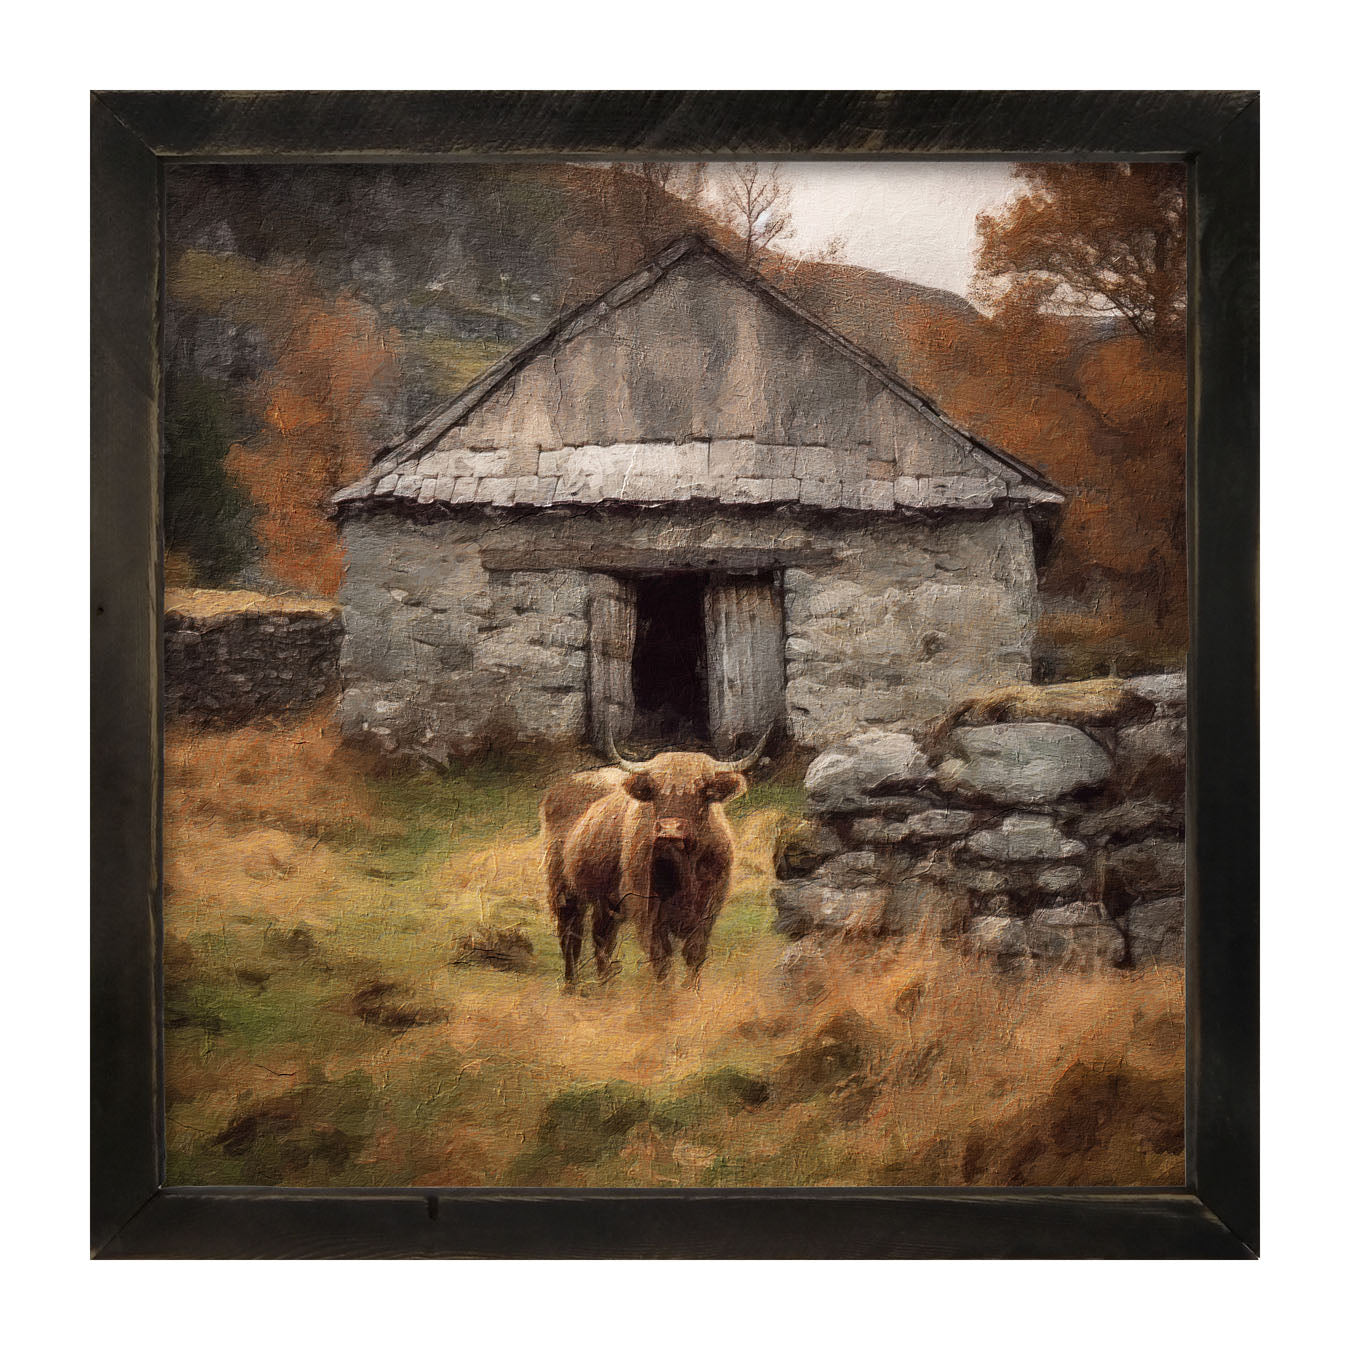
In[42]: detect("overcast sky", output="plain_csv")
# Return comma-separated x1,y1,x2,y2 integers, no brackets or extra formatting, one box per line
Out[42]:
763,161,1023,299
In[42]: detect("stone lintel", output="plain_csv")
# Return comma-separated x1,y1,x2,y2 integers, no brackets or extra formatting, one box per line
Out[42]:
478,542,834,574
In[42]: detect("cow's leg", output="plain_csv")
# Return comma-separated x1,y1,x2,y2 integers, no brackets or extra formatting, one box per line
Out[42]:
544,840,584,987
646,924,674,982
627,884,672,983
681,926,711,986
592,902,623,983
683,872,729,986
555,898,585,987
633,903,673,980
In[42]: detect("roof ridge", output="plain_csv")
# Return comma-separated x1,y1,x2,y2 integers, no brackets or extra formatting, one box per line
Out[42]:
345,232,1058,497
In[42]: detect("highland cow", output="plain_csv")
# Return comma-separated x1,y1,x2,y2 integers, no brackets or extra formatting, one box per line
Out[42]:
540,732,768,985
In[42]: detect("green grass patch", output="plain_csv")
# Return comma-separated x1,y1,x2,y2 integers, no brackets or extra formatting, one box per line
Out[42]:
728,775,806,822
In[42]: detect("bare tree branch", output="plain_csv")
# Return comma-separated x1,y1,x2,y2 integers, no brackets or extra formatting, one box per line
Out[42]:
709,163,794,270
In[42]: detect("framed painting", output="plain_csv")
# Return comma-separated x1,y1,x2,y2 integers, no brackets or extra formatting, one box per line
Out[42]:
91,90,1258,1258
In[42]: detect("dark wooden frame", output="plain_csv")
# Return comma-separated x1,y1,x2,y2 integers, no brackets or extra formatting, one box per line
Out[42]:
91,91,1258,1259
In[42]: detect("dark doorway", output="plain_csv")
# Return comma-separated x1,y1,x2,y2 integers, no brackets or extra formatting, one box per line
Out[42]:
631,573,709,745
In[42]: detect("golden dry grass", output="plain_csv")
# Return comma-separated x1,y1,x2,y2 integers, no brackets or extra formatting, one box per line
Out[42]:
165,586,342,622
163,708,1184,1188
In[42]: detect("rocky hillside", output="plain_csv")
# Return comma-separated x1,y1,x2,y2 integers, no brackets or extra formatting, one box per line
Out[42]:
165,162,989,430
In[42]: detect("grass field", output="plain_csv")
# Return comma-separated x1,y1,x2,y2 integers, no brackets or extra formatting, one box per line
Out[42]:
163,706,1185,1188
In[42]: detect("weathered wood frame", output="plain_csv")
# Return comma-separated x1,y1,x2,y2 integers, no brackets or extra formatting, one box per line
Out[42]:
91,90,1258,1259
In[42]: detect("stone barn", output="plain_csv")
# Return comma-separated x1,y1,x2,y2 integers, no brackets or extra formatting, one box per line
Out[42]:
332,235,1064,760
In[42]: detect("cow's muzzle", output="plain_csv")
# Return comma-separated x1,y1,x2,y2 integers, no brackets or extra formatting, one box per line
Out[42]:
655,818,692,851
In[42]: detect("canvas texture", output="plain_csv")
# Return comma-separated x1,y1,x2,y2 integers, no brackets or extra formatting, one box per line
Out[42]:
160,161,1187,1188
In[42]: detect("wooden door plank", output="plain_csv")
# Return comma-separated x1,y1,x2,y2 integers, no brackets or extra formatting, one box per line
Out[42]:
588,573,637,749
704,575,785,754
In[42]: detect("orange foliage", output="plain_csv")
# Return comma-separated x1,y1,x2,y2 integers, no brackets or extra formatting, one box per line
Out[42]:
904,307,1187,659
974,163,1186,342
1076,336,1187,446
225,270,399,596
811,169,1189,672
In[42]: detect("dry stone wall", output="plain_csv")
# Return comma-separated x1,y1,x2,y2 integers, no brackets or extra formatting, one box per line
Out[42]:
164,590,343,724
771,673,1187,972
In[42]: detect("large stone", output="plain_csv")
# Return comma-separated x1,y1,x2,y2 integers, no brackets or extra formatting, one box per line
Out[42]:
902,808,977,840
850,816,913,845
1117,717,1186,803
773,819,845,879
958,869,1012,895
804,731,934,813
1126,671,1187,716
1026,901,1126,972
937,723,1113,805
965,812,1087,863
771,881,890,937
1037,865,1084,894
1074,799,1182,844
1125,896,1184,965
815,850,888,887
1106,838,1186,901
967,915,1030,968
850,807,974,846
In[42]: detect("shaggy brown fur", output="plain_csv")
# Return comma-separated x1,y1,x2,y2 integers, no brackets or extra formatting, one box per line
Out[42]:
540,754,747,985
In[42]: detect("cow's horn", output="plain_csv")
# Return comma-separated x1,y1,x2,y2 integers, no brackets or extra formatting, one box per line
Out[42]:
605,731,655,773
714,727,772,774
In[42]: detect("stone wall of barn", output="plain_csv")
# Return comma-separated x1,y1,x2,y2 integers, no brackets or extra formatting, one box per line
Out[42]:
781,510,1038,741
337,514,591,757
336,503,1040,758
771,673,1187,973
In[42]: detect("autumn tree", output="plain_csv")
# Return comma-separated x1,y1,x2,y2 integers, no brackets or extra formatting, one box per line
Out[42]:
967,163,1190,672
974,163,1186,344
710,162,794,269
224,270,400,596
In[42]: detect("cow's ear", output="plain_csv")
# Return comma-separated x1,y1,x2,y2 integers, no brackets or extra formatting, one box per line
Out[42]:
706,771,747,803
622,772,656,802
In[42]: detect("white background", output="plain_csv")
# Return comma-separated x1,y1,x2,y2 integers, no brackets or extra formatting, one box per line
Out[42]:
1,4,1340,1342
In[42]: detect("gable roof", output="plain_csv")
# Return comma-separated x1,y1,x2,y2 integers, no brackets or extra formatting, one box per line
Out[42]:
334,233,1063,509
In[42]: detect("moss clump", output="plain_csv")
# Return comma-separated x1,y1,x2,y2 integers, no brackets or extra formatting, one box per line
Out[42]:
191,1071,379,1186
650,1066,771,1136
507,1081,650,1183
536,1082,650,1162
